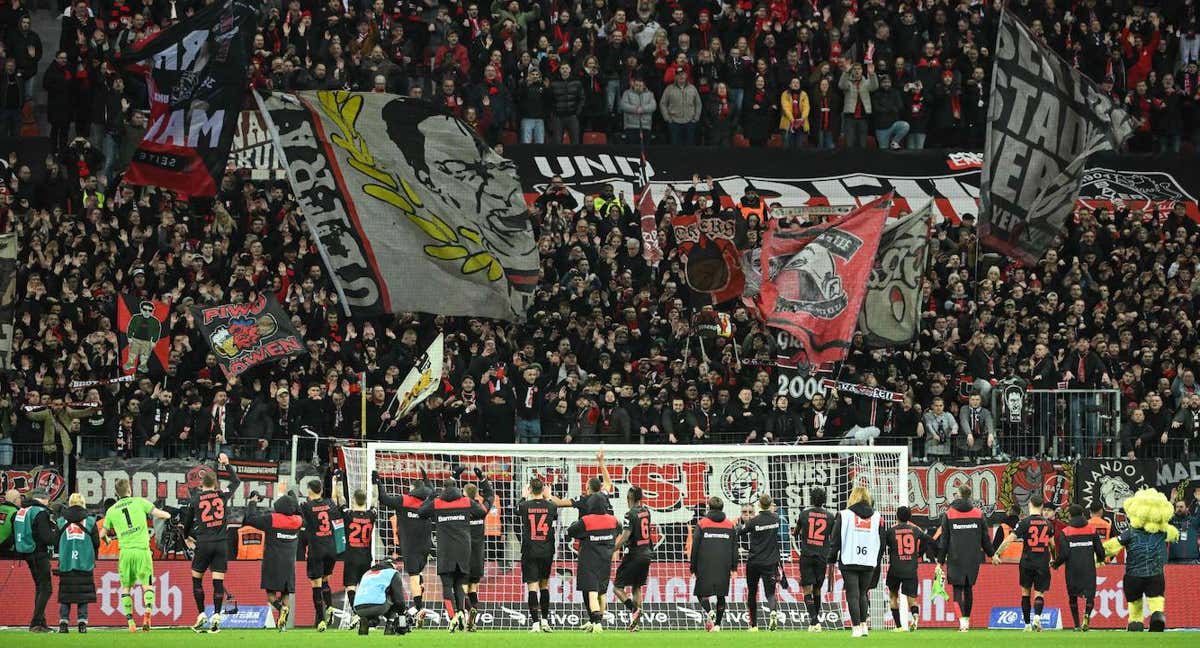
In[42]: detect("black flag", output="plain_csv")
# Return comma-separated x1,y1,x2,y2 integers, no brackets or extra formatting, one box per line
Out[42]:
980,10,1137,263
115,0,259,197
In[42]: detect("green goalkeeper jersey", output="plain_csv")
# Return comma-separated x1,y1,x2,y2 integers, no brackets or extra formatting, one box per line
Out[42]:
104,497,155,552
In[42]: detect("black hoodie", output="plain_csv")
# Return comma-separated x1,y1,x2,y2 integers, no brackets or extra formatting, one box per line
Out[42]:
378,475,434,562
418,482,492,575
691,509,739,595
1053,515,1105,582
937,498,994,582
829,501,886,570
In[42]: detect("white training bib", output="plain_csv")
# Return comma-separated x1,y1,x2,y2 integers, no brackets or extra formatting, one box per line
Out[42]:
839,509,882,567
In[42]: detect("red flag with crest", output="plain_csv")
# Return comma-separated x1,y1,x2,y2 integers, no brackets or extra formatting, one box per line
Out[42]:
756,196,889,367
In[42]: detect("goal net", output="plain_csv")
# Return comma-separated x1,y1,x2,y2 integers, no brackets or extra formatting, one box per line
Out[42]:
342,443,907,631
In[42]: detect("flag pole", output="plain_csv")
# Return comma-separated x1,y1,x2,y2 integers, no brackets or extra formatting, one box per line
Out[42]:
360,370,367,441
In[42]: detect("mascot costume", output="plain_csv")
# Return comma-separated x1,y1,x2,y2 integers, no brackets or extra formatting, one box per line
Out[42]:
1103,489,1179,631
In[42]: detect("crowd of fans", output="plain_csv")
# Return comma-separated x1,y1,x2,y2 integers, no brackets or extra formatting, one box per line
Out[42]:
0,1,1199,471
10,0,1200,153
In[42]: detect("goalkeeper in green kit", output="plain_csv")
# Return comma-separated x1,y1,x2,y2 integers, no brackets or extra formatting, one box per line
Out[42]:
104,478,173,632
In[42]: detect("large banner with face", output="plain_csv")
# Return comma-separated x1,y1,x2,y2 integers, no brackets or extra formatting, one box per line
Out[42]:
261,91,538,321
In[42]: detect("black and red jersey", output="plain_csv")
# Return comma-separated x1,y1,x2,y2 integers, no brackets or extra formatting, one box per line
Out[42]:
792,506,833,561
180,469,240,544
518,497,558,559
624,505,654,555
885,521,933,579
341,507,376,558
1013,514,1055,569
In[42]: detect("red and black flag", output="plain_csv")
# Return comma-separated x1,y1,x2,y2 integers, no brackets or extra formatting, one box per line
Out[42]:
114,0,260,197
755,197,889,367
117,295,171,375
671,210,745,305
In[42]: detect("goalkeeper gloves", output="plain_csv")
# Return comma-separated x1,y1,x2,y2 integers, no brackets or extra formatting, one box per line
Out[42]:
473,467,485,480
931,565,949,601
371,470,380,485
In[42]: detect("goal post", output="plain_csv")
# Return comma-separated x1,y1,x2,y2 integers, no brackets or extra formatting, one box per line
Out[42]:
342,443,907,631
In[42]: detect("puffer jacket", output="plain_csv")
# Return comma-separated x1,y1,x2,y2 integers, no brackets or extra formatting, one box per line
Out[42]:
548,75,583,116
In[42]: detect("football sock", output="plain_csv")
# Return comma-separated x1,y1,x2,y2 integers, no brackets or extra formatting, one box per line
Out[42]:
143,587,155,611
1021,595,1031,624
322,582,332,609
1068,597,1080,628
312,587,325,623
699,597,712,613
623,598,636,611
804,593,817,624
347,589,355,609
715,596,726,626
1034,596,1045,617
527,591,539,623
213,580,225,613
891,606,901,627
193,577,205,612
443,598,456,619
120,594,134,620
539,589,550,619
413,595,424,610
1085,597,1095,616
468,592,479,610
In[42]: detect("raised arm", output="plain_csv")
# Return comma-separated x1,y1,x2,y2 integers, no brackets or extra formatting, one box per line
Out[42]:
471,469,495,520
373,470,405,509
597,448,613,494
218,453,240,500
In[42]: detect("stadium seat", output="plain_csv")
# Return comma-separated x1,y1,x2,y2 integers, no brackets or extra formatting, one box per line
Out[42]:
582,131,607,145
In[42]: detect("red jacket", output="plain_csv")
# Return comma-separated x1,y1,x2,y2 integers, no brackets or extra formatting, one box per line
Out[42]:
1122,28,1160,89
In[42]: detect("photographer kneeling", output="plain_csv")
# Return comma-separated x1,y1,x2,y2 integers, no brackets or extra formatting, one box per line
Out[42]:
354,557,409,636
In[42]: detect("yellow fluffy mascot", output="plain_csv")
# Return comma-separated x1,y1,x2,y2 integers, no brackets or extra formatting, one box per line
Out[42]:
1102,489,1180,632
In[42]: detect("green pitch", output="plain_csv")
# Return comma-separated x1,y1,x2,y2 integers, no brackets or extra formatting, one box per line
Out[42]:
4,629,1199,647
